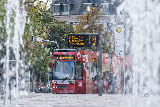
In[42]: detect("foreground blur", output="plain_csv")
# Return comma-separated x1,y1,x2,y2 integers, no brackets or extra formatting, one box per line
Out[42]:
0,93,160,107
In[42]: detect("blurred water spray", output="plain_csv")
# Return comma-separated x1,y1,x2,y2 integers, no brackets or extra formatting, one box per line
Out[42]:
4,0,26,105
117,0,160,107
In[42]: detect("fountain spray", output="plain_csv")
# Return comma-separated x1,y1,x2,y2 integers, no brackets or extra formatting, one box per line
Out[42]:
4,0,26,105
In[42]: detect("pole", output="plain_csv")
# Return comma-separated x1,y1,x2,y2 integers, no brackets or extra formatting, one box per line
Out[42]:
109,53,112,73
31,67,34,92
123,23,126,95
29,70,30,92
9,82,11,104
47,68,50,93
109,52,115,94
98,32,102,96
123,52,125,94
48,70,49,84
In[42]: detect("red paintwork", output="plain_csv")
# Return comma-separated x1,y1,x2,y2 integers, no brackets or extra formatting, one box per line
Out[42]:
53,52,76,55
39,86,47,88
52,50,132,94
52,84,75,94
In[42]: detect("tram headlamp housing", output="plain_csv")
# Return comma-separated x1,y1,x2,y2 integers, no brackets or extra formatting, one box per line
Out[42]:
69,81,75,84
52,80,57,84
72,81,75,84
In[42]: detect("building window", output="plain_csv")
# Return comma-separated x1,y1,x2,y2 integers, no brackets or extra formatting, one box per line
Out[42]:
64,4,69,12
54,4,60,14
83,0,93,12
75,61,83,80
53,0,60,15
70,22,73,24
101,3,110,14
63,0,70,15
63,4,69,14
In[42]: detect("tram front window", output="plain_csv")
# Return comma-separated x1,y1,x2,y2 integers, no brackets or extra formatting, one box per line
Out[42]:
53,61,75,80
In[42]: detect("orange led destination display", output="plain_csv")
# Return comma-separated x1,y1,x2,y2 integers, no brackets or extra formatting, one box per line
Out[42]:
53,55,75,60
68,34,98,48
92,58,97,62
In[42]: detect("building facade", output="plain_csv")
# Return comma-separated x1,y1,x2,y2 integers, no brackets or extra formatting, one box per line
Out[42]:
50,0,131,55
50,0,122,25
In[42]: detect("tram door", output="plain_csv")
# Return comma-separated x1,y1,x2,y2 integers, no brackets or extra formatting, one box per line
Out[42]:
86,62,97,94
75,61,84,94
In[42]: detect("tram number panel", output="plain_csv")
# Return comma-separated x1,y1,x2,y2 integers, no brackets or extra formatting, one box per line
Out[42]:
53,55,75,60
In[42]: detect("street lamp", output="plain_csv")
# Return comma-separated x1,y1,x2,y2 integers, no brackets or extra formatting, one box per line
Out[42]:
95,0,103,96
83,0,103,96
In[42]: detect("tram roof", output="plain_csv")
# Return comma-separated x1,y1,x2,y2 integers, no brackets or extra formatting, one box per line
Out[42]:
54,49,76,52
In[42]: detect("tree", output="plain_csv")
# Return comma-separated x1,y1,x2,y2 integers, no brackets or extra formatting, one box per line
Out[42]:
24,1,53,83
23,1,74,84
0,0,6,77
74,6,114,52
0,0,6,59
74,7,103,33
48,19,74,50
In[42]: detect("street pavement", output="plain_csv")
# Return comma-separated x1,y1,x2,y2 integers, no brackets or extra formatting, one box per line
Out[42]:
0,93,160,107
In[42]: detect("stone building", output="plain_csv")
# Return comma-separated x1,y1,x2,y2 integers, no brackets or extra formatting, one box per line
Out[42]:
50,0,122,25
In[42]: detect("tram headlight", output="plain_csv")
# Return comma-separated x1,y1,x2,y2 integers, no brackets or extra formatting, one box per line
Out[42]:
70,81,75,84
72,81,75,84
52,80,57,84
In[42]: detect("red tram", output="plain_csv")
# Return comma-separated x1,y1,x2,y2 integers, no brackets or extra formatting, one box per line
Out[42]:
51,49,130,94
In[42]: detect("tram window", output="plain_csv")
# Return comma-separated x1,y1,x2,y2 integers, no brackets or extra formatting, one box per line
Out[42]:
91,63,97,81
76,61,83,80
86,62,91,80
86,62,97,80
